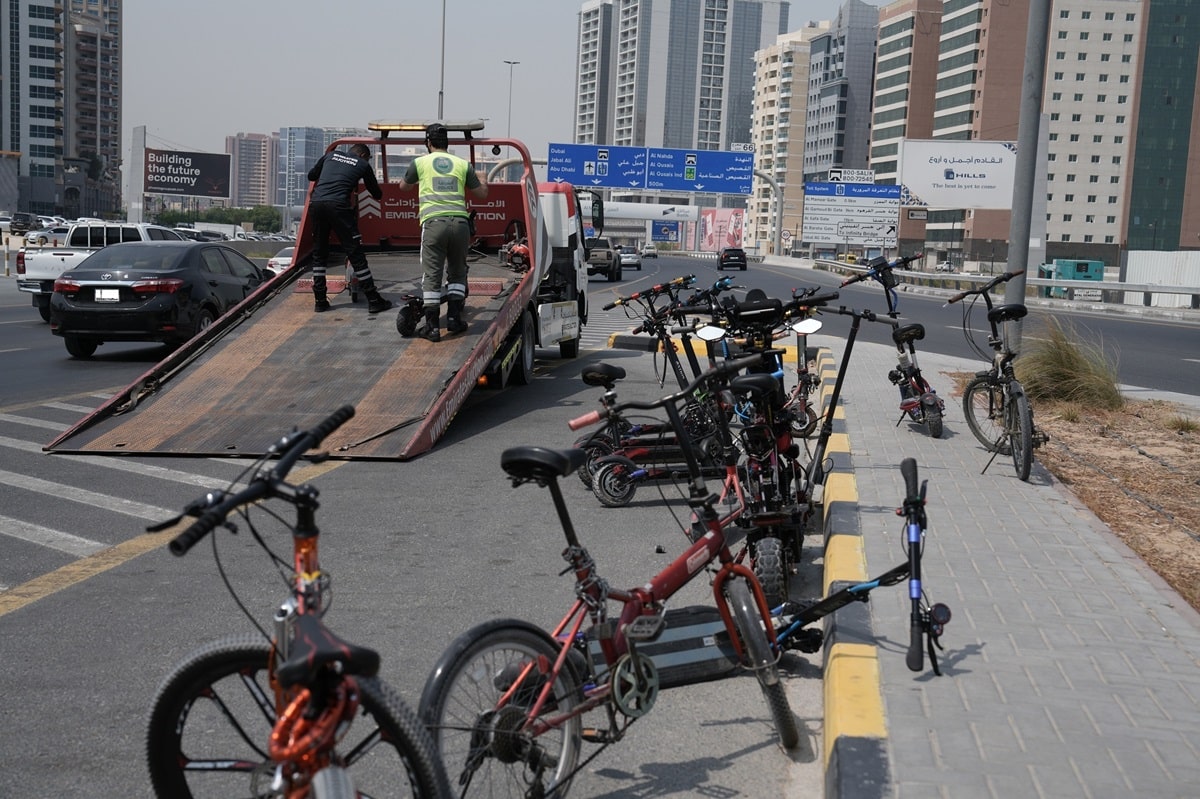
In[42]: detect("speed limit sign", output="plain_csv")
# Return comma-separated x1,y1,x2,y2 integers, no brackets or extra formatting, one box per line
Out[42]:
781,230,792,240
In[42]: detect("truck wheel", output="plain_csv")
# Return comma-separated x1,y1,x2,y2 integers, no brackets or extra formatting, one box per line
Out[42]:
64,336,98,359
36,295,51,323
510,310,536,386
608,264,621,282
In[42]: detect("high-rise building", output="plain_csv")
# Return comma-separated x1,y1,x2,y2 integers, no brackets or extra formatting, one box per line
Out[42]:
748,22,830,251
575,0,790,150
802,0,880,182
275,126,370,209
226,132,278,208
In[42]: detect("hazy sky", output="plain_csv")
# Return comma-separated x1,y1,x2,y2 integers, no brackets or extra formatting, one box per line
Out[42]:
122,0,856,192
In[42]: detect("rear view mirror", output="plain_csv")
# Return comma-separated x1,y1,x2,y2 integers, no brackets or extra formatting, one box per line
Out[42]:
696,325,727,342
791,319,822,335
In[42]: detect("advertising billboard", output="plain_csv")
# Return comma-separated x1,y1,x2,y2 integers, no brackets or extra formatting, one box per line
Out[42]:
144,149,231,198
898,139,1017,209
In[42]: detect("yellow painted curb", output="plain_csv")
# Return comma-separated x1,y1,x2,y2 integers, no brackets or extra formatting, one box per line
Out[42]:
823,642,888,763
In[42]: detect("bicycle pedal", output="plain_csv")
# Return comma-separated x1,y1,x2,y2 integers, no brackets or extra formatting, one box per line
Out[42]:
624,613,666,643
581,727,615,744
784,628,824,653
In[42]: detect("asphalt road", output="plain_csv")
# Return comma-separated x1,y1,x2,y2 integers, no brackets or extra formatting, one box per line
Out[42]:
1,258,1195,798
0,271,822,798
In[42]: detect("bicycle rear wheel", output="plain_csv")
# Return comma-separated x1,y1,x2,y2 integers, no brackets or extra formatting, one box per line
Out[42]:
419,624,583,798
146,634,448,799
751,536,788,610
962,375,1011,454
1007,381,1034,481
724,578,800,749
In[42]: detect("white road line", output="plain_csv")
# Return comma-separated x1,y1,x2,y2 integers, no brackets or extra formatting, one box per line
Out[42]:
0,436,225,487
0,413,69,432
0,469,175,520
0,515,107,557
43,402,99,413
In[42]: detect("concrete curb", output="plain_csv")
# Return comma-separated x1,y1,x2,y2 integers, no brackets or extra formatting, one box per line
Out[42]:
814,348,892,799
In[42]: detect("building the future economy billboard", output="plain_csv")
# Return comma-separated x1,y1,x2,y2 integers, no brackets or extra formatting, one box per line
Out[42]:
143,148,231,199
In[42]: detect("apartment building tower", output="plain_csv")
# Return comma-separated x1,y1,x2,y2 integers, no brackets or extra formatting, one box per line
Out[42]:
226,132,278,209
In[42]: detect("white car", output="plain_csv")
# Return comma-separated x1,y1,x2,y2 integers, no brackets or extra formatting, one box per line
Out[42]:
618,245,642,271
26,225,71,246
641,244,658,258
935,261,955,273
266,247,294,275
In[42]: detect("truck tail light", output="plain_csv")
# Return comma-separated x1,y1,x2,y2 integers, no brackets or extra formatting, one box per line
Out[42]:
16,249,25,275
131,278,185,295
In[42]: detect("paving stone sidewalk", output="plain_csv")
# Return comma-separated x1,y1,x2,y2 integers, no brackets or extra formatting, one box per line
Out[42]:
819,334,1200,799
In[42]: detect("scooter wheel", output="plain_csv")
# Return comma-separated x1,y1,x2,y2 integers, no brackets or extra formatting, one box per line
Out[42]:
592,461,637,508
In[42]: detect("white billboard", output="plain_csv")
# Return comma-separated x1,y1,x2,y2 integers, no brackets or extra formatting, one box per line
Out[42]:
601,201,699,221
899,140,1017,209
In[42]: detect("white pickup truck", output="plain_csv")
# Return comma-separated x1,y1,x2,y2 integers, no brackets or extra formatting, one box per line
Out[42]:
16,222,185,321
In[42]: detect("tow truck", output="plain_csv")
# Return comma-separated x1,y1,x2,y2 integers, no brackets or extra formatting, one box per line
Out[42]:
46,120,604,460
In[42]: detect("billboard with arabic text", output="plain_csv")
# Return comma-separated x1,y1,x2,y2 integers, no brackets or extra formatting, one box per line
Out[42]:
898,139,1017,209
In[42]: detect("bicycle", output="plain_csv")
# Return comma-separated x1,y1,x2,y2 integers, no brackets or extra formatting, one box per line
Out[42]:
144,407,451,799
769,457,952,674
946,270,1049,481
419,355,800,798
839,253,945,438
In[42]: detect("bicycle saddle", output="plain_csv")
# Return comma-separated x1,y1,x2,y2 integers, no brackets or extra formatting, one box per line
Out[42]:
892,323,925,345
731,373,783,399
502,446,590,481
275,613,381,689
987,303,1028,323
581,362,627,388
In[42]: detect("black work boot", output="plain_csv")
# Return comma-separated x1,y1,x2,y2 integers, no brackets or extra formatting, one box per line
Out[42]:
396,297,421,337
421,306,441,342
446,298,468,335
366,290,393,314
312,275,330,313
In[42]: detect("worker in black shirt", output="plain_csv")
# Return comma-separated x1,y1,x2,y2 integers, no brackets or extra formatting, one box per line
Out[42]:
306,143,392,313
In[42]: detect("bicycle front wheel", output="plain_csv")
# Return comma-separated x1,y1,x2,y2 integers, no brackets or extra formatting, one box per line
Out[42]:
1007,381,1034,481
419,625,583,798
146,634,448,799
962,375,1011,455
724,578,800,749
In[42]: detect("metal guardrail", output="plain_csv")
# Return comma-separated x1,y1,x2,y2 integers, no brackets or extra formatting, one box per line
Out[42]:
819,260,1200,309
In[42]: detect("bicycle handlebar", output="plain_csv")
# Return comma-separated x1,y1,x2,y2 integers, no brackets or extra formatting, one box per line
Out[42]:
900,457,919,501
602,275,696,310
567,353,764,431
945,270,1025,304
163,405,356,556
787,290,840,311
839,253,922,287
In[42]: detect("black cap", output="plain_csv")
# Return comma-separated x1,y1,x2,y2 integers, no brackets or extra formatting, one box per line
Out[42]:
425,123,449,147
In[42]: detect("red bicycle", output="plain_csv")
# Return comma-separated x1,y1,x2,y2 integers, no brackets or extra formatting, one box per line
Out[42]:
418,355,799,798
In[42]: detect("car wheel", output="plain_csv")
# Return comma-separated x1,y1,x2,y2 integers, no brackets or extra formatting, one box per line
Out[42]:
64,335,98,359
741,265,747,271
193,307,217,338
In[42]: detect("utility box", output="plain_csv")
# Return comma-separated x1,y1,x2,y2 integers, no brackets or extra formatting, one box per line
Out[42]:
1039,258,1104,299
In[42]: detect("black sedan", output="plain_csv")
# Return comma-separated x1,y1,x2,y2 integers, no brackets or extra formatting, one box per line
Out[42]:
49,241,271,359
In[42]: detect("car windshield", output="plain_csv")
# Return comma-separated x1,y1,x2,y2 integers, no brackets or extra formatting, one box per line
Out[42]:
77,246,188,273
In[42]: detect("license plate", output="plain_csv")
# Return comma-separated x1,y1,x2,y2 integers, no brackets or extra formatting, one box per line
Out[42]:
95,288,120,302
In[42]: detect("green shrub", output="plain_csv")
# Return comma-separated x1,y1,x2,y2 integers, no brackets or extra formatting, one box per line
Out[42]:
1016,317,1123,411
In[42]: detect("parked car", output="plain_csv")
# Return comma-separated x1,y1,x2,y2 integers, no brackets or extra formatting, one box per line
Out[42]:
266,246,295,275
10,212,38,235
26,225,71,246
935,261,956,273
717,247,747,271
618,245,642,271
49,241,270,359
641,243,658,258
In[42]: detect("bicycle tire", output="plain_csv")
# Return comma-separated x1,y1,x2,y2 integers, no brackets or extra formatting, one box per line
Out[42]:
419,624,583,798
573,434,614,489
961,375,1012,455
723,579,800,749
752,536,788,610
1007,381,1034,481
787,403,819,438
146,634,449,799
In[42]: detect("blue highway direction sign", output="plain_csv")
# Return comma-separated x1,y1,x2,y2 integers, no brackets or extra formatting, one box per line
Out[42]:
548,143,752,195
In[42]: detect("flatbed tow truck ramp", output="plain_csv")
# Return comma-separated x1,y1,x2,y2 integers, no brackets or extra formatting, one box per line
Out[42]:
46,121,594,461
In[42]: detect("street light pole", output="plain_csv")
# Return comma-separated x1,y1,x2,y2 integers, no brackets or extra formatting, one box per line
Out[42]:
437,0,447,119
503,60,520,139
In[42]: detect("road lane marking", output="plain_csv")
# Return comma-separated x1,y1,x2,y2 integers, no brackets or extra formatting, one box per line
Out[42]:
0,468,175,519
0,413,69,432
0,515,106,556
0,460,344,616
0,436,230,486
